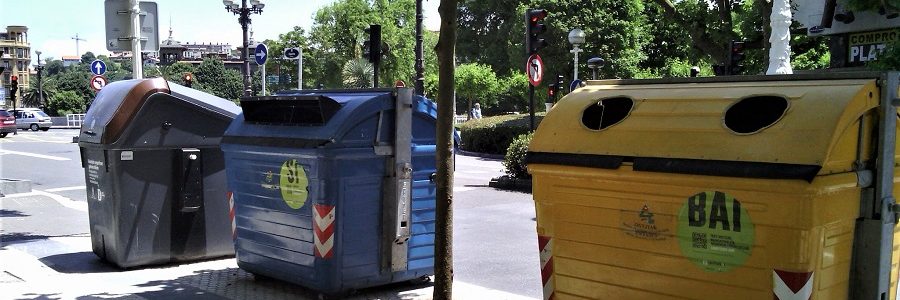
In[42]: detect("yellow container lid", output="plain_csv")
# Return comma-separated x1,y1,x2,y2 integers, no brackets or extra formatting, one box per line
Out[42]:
530,74,882,179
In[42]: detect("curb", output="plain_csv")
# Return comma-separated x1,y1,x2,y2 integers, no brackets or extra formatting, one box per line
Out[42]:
0,178,32,195
457,150,505,160
488,176,532,193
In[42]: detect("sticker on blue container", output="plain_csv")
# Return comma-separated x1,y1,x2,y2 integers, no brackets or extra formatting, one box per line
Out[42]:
279,159,309,209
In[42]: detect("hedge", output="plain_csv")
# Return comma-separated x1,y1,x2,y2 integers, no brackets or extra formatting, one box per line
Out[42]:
456,113,544,155
502,133,533,178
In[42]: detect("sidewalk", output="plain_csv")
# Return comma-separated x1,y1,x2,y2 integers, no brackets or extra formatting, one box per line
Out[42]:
1,233,534,300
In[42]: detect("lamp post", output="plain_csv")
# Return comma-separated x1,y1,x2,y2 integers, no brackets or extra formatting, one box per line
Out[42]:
224,0,264,97
35,51,44,108
587,57,604,80
568,28,585,81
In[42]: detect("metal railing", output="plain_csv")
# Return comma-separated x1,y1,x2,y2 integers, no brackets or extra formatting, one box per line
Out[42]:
66,113,85,127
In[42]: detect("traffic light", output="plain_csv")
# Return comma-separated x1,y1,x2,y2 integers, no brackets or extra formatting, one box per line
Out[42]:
183,72,193,88
728,41,745,75
525,9,548,56
364,24,382,64
10,75,17,102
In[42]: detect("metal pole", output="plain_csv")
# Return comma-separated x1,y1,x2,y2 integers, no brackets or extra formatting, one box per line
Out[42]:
572,45,580,81
240,0,251,97
261,62,266,96
414,0,425,96
130,0,142,79
298,47,303,89
529,84,535,131
36,51,44,108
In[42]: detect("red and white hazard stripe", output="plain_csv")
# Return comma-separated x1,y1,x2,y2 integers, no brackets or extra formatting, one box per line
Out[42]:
228,191,236,240
773,269,813,300
313,204,336,259
538,235,555,300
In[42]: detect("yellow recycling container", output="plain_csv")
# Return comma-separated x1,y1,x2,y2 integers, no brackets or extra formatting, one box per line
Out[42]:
528,73,900,299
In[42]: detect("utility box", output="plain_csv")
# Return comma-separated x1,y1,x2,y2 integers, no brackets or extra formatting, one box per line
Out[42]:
79,78,240,268
527,73,900,299
222,88,437,296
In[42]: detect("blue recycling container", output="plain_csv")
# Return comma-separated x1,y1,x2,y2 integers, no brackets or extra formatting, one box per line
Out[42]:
222,88,438,295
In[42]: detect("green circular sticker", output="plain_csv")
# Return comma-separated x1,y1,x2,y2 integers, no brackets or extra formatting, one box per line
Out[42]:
279,159,309,209
677,191,754,272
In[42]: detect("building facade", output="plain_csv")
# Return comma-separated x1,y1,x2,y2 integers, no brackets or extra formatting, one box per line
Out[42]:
0,25,31,108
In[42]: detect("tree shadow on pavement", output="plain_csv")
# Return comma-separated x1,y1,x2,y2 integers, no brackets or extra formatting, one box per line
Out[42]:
1,232,50,247
60,268,433,300
39,251,121,274
0,209,29,217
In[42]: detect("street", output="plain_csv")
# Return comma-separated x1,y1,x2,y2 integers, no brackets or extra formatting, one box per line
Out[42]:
0,129,541,299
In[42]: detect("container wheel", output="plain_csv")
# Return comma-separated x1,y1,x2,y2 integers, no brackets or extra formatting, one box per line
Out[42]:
409,275,432,285
0,132,7,138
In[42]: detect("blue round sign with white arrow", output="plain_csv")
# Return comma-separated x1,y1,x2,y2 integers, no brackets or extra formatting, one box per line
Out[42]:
255,43,268,65
90,59,107,76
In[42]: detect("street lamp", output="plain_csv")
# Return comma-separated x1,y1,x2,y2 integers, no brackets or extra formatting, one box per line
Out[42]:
35,51,44,108
587,57,604,80
568,28,585,81
224,0,264,97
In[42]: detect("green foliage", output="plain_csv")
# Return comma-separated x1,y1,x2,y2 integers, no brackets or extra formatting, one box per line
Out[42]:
840,0,900,12
502,132,533,179
81,52,96,64
195,58,243,100
455,63,500,115
486,73,529,115
456,113,544,154
46,90,86,116
868,40,900,70
308,0,420,88
457,0,650,80
342,58,374,88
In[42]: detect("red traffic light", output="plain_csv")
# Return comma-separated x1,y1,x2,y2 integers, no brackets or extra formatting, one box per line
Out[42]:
10,75,18,82
183,73,192,81
528,9,547,22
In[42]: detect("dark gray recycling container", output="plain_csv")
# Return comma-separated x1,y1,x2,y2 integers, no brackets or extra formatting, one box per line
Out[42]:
78,78,240,268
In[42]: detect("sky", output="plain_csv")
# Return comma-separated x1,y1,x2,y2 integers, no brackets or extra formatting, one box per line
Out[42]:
0,0,441,63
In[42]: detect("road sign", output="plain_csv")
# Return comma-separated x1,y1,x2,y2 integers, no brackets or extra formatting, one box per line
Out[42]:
255,44,268,65
105,0,159,52
90,75,109,92
570,79,583,92
526,54,544,87
90,60,107,76
284,47,301,60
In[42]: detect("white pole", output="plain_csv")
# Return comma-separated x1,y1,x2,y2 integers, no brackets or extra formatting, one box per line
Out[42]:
130,0,143,79
261,63,266,96
298,48,303,89
572,45,580,81
767,0,793,75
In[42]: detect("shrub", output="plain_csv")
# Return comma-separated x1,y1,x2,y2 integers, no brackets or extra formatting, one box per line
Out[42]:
457,113,544,155
503,133,533,179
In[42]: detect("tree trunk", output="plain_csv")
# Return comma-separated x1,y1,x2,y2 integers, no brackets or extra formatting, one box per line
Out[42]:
433,0,457,299
466,98,473,121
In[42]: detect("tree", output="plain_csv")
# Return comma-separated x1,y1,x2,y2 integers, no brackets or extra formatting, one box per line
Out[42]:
455,63,499,119
456,0,651,79
81,52,96,64
308,0,419,87
488,73,529,115
434,0,458,298
45,60,66,76
195,58,243,100
342,58,374,88
46,90,86,116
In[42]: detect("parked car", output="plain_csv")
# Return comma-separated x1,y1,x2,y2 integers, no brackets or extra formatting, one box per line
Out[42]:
12,108,52,131
0,109,16,138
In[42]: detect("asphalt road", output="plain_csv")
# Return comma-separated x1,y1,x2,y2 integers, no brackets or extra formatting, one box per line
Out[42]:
0,129,541,299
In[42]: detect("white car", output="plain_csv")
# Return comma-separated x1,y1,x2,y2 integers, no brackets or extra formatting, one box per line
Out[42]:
13,108,52,131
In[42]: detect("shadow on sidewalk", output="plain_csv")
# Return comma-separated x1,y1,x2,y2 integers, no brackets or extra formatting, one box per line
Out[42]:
39,251,120,274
